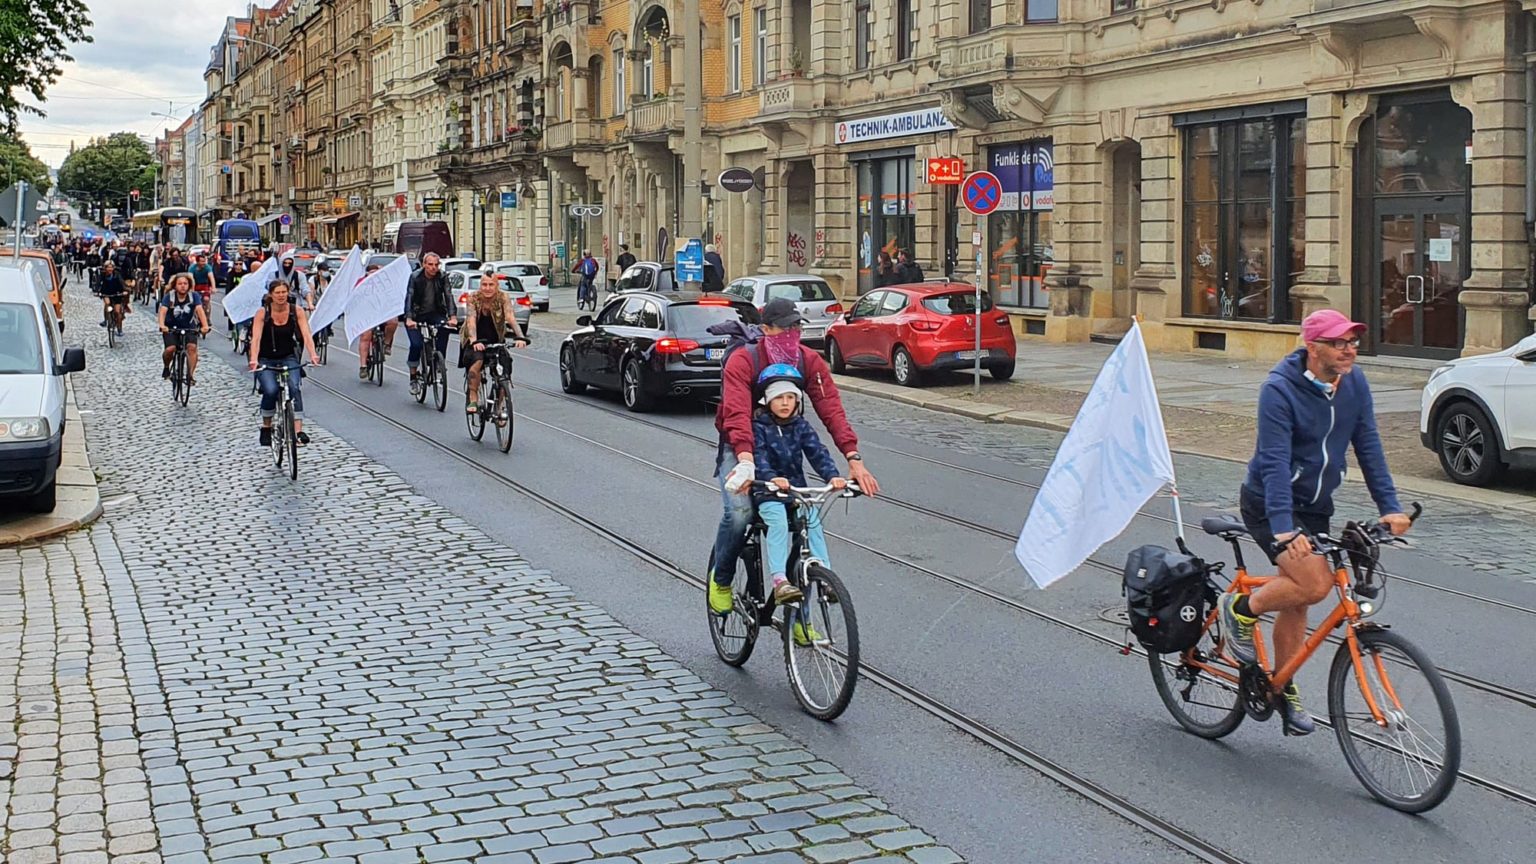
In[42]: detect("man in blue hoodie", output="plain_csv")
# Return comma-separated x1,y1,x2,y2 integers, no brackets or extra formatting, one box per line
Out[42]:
1219,309,1412,736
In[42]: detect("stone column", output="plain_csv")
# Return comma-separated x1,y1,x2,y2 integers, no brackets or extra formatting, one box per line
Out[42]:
810,147,851,297
1452,73,1531,355
760,156,782,271
571,67,591,120
1130,114,1179,340
1289,92,1362,320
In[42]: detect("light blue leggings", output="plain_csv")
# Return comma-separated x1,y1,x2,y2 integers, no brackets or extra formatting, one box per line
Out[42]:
759,501,831,580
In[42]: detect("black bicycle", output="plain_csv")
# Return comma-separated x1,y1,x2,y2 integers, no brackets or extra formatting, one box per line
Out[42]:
465,343,515,452
707,482,863,720
165,327,199,406
412,322,448,411
313,326,330,366
577,277,597,311
254,362,308,481
365,323,387,386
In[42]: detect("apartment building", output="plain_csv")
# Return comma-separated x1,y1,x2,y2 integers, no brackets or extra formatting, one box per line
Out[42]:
200,17,251,226
402,1,453,233
369,0,409,242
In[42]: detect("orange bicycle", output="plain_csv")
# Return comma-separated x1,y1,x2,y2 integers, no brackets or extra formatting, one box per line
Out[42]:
1148,503,1461,813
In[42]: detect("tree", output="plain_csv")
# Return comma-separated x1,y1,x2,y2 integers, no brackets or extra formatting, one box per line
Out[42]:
0,134,51,193
0,0,93,132
58,132,151,215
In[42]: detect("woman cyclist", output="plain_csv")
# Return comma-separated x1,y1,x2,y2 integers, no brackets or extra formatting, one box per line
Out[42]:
460,265,529,412
248,280,321,447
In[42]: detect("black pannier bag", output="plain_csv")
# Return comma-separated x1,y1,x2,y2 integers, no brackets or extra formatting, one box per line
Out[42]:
1122,544,1211,653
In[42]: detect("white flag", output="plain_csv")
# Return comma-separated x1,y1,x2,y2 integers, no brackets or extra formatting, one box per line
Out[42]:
223,255,280,325
1015,321,1176,589
343,254,411,344
308,245,363,333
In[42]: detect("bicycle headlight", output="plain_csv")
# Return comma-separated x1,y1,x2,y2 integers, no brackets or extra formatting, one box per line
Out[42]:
0,417,50,441
1358,600,1376,618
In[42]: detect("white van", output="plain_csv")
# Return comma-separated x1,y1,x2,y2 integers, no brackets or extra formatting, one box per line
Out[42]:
0,268,85,512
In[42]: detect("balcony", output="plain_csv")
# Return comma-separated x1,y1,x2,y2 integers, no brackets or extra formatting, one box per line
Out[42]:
759,78,813,117
935,29,1018,87
434,52,473,87
543,119,598,151
505,9,538,60
544,0,597,48
627,97,682,137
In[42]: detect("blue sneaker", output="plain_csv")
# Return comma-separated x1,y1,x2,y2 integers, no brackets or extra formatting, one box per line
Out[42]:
1280,683,1316,736
1218,593,1258,665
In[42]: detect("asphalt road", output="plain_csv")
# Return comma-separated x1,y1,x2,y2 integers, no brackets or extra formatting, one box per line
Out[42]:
188,280,1536,864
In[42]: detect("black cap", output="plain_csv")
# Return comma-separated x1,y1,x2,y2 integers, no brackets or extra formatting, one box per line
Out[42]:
761,297,806,329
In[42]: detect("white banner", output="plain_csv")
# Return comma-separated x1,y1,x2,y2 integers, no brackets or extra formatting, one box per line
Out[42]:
343,254,411,344
307,245,363,333
1015,321,1176,590
223,255,280,325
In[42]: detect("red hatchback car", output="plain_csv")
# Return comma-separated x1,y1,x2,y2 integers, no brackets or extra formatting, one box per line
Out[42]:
825,282,1016,386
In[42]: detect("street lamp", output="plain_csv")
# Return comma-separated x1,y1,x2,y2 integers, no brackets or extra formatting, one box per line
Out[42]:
229,35,284,53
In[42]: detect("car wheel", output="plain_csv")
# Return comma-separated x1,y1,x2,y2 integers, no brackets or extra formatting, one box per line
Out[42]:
559,346,587,394
622,359,655,412
1435,401,1501,486
892,346,923,387
22,479,57,513
827,338,847,373
990,359,1016,381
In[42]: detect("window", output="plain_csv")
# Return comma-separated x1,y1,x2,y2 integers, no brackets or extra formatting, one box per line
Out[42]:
880,291,909,314
614,48,626,114
1111,0,1136,11
986,140,1055,308
641,47,654,98
854,0,870,70
969,0,990,33
766,279,834,302
854,155,917,294
1026,0,1057,22
850,292,882,317
1180,111,1307,322
754,9,767,86
896,0,915,61
728,15,742,93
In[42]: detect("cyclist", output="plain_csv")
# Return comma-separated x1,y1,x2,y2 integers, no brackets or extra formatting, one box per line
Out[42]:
404,251,456,395
1219,308,1412,736
460,267,529,412
276,254,308,304
356,260,393,380
95,260,129,336
572,249,598,307
752,364,846,611
306,259,331,309
188,252,217,309
708,297,879,614
157,272,211,384
247,279,321,447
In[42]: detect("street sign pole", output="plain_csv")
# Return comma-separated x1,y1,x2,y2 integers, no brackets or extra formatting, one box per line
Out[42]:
12,181,25,263
974,226,982,397
960,171,1002,397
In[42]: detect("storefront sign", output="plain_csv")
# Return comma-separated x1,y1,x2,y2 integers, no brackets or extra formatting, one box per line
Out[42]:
836,107,956,146
500,191,518,209
718,167,755,193
348,194,363,209
989,142,1055,211
332,198,347,211
423,197,447,215
926,157,965,184
676,237,705,284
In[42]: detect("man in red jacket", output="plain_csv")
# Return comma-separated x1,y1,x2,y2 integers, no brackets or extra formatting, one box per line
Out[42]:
708,298,880,613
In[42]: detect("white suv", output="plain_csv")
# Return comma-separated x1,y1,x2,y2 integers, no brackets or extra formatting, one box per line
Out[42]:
1419,333,1536,485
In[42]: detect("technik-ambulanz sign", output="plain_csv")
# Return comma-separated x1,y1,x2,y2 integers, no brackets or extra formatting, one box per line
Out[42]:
836,107,957,145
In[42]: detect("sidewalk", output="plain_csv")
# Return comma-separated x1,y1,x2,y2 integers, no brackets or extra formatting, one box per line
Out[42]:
0,382,102,547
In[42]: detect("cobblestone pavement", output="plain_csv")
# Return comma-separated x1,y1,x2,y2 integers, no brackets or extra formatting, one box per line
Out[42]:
0,288,968,862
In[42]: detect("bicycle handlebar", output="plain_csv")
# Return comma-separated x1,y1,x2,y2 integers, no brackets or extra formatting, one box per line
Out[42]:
1273,501,1421,556
751,480,863,503
254,361,313,373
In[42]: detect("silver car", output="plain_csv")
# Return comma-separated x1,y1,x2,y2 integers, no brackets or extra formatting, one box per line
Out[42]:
0,269,85,513
721,275,843,345
449,269,532,334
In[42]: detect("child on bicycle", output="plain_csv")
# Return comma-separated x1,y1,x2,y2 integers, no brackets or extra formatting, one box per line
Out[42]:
752,364,845,606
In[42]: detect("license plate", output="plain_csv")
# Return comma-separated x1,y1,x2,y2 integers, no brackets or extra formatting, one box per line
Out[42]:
956,350,981,360
706,348,725,360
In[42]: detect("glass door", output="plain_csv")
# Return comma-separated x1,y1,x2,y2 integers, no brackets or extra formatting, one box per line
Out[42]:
1375,201,1465,358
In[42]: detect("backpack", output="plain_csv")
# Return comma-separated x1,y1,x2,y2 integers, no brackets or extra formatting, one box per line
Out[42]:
1122,545,1211,654
579,257,598,277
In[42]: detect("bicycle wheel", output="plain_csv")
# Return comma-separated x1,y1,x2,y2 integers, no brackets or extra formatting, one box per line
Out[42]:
783,563,859,721
1148,620,1246,739
372,343,385,387
173,351,189,406
706,543,759,667
494,382,514,453
270,421,285,470
1328,628,1460,812
106,315,116,348
285,401,299,481
316,335,328,366
432,350,448,412
413,365,428,403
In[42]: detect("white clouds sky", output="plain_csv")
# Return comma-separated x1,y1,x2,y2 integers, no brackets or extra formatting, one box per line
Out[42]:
20,0,253,167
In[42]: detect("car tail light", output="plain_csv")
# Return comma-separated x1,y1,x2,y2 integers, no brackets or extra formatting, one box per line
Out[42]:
539,276,548,285
697,296,731,306
825,303,843,315
654,337,700,354
911,319,941,332
517,296,531,306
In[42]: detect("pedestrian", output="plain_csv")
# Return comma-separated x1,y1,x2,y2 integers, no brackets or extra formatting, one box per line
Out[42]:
615,243,636,272
875,252,898,287
704,243,725,292
896,249,925,284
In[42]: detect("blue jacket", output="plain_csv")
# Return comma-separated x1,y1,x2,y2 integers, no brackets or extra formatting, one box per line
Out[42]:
753,412,840,499
1243,349,1402,535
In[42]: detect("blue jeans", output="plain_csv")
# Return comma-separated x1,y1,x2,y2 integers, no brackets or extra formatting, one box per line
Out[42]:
711,443,754,586
407,317,450,368
256,358,304,419
760,501,830,580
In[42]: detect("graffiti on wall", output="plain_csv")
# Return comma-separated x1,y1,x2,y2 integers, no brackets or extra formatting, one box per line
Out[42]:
786,231,808,268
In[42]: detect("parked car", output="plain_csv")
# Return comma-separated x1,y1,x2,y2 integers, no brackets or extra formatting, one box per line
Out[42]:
722,274,843,346
364,253,402,271
1419,333,1536,485
612,262,679,294
560,292,759,412
0,247,67,323
0,269,86,513
825,282,1016,386
488,261,550,311
449,268,532,334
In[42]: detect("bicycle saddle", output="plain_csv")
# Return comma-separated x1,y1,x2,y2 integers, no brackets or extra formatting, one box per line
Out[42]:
1200,515,1248,536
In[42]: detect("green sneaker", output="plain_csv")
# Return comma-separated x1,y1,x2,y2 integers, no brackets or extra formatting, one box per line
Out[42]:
707,573,733,615
792,621,824,647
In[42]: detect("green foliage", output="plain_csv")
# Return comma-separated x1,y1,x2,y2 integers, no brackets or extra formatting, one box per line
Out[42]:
58,132,152,207
0,134,51,193
0,0,93,131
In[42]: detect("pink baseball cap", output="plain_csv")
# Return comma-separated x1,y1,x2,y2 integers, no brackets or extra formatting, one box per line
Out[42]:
1301,309,1366,343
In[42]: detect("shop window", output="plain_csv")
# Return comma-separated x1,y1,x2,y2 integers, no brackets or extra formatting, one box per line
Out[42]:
854,155,916,294
985,140,1054,309
1180,112,1306,323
